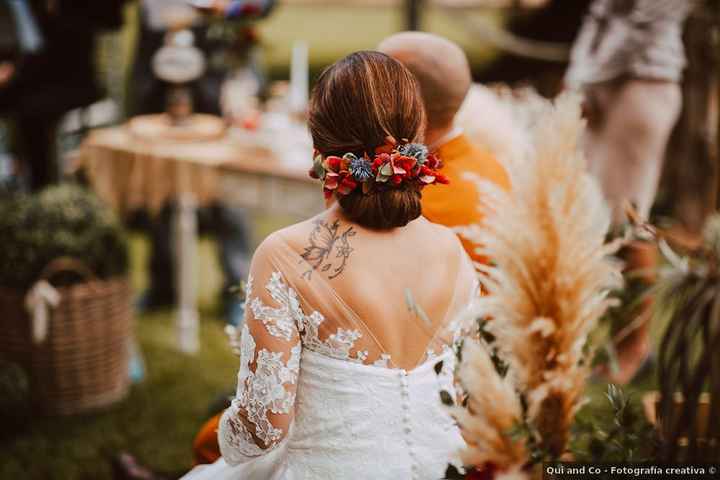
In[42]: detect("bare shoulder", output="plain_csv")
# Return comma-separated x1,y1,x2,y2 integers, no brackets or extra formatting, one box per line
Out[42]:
416,216,465,253
251,215,322,259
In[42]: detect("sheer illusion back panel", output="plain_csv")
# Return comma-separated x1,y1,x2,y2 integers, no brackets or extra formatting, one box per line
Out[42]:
270,213,477,371
217,212,477,466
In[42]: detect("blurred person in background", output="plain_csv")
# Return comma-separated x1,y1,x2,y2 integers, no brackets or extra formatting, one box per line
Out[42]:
565,0,694,384
378,32,511,267
129,0,274,325
477,0,593,97
0,0,127,191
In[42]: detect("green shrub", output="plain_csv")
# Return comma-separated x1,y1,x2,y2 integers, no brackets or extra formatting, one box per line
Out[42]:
0,184,129,290
0,360,30,438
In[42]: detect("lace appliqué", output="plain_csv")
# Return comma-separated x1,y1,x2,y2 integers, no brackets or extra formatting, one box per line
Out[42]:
300,310,366,363
252,272,367,364
241,340,302,448
247,272,304,341
219,407,265,463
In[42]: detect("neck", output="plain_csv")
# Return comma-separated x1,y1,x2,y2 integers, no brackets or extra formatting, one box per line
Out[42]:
426,125,462,150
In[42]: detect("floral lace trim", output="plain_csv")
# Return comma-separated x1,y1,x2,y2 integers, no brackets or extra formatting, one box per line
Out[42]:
251,272,368,364
235,321,302,450
219,407,265,463
246,271,473,368
247,272,303,342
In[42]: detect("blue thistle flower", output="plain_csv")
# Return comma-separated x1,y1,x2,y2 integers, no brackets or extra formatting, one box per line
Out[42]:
348,156,374,182
398,143,429,164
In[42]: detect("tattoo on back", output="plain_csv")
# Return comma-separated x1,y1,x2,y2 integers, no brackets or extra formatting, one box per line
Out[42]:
300,219,356,280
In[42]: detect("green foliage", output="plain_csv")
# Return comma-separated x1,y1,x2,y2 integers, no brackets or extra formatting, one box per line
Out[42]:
0,360,30,439
570,384,657,462
0,184,129,290
653,214,720,461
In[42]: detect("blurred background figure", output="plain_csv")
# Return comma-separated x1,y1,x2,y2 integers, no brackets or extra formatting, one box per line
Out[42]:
129,0,274,325
475,0,591,96
0,0,127,191
565,0,694,384
378,32,510,266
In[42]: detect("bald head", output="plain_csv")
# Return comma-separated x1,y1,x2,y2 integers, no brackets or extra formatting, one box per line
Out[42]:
378,32,471,135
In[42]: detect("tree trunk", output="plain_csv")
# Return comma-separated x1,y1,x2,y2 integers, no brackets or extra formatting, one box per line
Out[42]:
663,2,720,235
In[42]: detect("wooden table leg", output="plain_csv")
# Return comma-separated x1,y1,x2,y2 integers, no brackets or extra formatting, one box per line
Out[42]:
175,191,199,353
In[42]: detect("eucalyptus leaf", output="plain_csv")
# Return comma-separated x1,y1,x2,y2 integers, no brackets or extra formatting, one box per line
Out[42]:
439,390,454,406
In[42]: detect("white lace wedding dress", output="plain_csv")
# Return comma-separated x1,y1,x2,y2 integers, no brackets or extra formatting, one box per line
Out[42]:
182,215,477,480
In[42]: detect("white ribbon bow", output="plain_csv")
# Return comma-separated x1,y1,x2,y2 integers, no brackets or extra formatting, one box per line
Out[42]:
24,280,61,344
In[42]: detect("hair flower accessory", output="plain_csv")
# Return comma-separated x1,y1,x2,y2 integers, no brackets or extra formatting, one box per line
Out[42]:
309,136,448,199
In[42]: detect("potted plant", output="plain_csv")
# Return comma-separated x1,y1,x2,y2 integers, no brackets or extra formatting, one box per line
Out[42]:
643,214,720,461
0,183,132,415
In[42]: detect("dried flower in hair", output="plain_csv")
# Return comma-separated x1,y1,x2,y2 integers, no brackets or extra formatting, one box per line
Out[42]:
398,143,429,164
348,155,373,182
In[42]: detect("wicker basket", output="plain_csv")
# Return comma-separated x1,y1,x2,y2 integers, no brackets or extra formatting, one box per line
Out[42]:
0,258,133,415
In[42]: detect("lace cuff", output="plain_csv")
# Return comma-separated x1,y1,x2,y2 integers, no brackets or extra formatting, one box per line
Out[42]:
218,404,266,465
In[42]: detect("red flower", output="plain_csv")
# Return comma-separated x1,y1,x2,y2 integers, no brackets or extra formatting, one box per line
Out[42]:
391,175,403,186
325,156,343,172
425,153,442,170
324,172,340,190
373,153,390,170
308,168,319,179
337,176,358,195
435,173,449,184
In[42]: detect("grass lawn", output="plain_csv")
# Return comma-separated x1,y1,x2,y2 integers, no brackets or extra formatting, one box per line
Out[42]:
114,3,501,85
256,4,501,77
0,235,236,480
0,310,236,480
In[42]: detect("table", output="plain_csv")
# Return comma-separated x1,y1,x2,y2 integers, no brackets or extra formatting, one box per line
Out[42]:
78,114,323,353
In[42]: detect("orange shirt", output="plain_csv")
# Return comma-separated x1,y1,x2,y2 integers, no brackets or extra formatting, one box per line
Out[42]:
193,413,222,466
422,133,510,264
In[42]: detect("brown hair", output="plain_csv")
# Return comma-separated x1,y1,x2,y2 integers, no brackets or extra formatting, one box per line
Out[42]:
308,51,426,229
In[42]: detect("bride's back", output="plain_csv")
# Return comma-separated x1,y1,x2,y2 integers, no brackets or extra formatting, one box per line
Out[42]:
269,208,475,371
243,50,477,371
209,51,477,480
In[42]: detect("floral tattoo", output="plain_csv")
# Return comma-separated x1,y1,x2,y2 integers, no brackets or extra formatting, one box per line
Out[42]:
300,219,356,280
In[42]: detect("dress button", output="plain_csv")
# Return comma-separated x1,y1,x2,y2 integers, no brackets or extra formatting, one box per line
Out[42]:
404,426,412,434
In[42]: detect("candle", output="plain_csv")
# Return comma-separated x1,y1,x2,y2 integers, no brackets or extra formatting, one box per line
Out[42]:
289,41,309,117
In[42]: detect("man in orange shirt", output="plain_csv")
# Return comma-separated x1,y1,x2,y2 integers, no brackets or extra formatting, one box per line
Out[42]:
378,32,510,264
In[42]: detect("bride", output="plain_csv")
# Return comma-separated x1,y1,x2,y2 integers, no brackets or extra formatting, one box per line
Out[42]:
182,51,478,480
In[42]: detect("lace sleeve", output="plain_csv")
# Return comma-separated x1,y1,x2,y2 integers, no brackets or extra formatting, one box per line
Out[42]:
218,240,302,466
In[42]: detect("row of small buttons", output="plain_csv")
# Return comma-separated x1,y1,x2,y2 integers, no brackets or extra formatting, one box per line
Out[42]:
398,369,420,479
